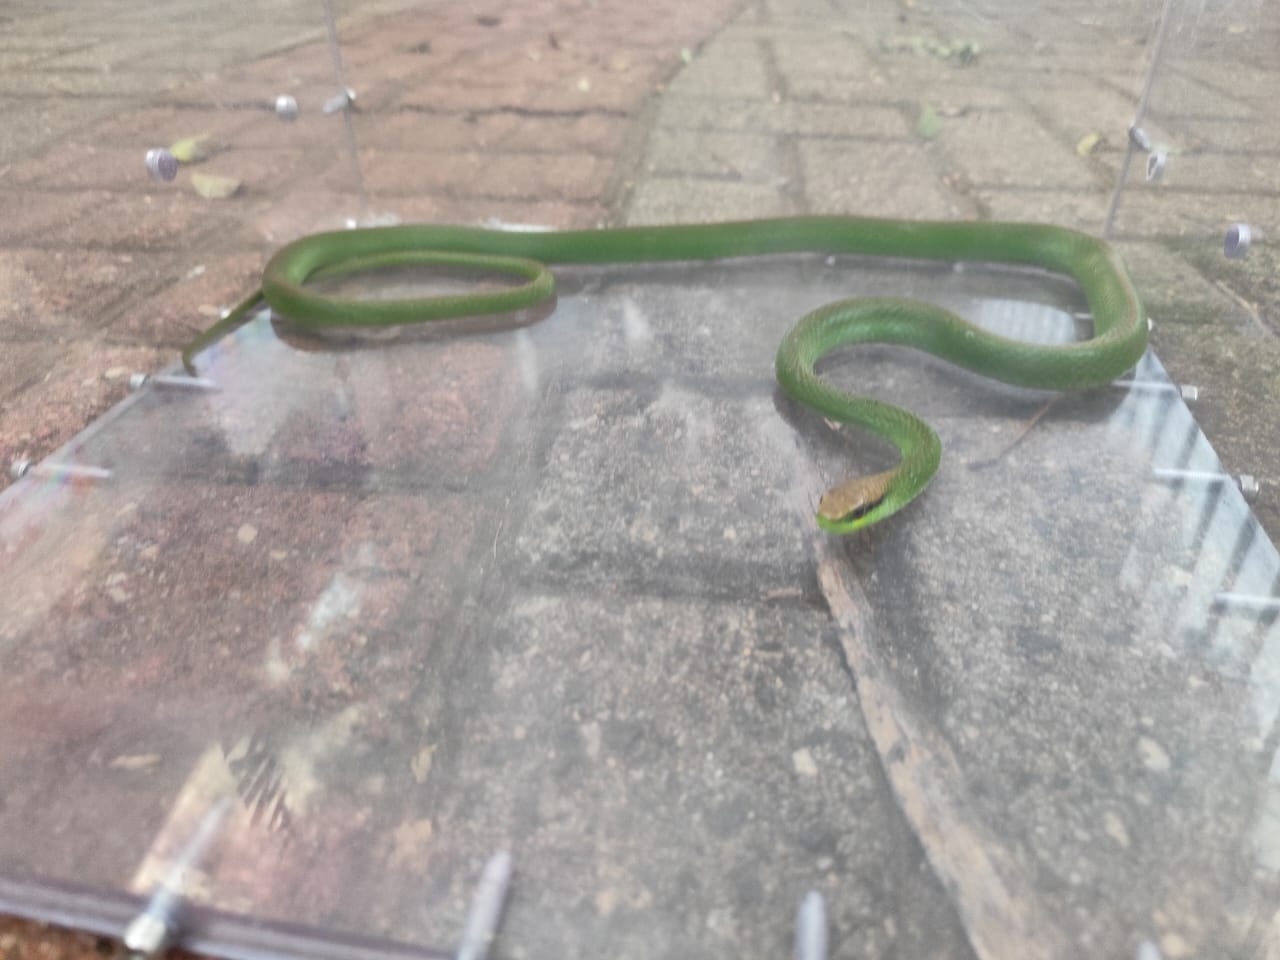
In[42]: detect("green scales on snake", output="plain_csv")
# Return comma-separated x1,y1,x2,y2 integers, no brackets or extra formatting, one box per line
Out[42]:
181,216,1147,533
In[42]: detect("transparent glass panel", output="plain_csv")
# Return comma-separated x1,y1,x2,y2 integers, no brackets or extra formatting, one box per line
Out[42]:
3,255,1279,959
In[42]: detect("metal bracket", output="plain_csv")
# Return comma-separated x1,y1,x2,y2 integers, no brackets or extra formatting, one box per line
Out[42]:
455,851,513,960
1152,468,1260,503
1112,379,1199,401
792,891,828,960
129,372,218,392
124,799,232,956
10,459,112,483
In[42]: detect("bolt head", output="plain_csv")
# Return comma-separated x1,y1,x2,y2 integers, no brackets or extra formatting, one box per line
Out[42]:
275,94,299,121
322,87,356,115
1145,150,1167,181
145,148,179,182
123,911,176,956
1238,474,1260,503
1225,223,1252,259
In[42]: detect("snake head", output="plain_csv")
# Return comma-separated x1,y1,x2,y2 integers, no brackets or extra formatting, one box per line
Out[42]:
815,470,896,533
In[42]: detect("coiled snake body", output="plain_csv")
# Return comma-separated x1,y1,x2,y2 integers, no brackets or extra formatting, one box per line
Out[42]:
182,216,1146,533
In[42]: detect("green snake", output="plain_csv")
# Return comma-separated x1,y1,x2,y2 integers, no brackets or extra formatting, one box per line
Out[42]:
181,216,1146,533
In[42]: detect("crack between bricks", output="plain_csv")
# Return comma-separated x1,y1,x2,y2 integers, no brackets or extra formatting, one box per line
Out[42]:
397,103,633,121
754,36,810,214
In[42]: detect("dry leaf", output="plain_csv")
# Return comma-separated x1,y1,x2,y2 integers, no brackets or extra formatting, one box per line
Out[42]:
168,134,213,164
1076,132,1103,156
191,172,242,199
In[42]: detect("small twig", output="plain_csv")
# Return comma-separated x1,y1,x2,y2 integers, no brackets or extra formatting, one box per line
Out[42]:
1213,278,1267,334
967,398,1057,470
492,498,509,561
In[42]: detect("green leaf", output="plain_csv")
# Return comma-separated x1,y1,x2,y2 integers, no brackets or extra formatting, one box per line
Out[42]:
190,172,241,199
915,104,943,141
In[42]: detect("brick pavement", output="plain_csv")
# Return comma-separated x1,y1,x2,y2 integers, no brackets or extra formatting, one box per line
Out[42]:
0,0,738,499
1,0,1279,958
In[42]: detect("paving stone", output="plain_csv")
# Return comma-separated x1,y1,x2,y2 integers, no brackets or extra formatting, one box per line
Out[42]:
974,187,1110,234
0,190,114,247
355,149,613,202
664,43,774,100
1020,76,1181,167
0,70,164,99
644,128,788,183
0,341,60,403
354,111,629,157
6,143,318,195
0,247,175,338
1172,61,1280,113
0,340,168,474
1111,240,1257,332
1125,71,1257,120
769,32,880,82
655,95,910,138
1112,188,1280,238
627,177,794,223
107,251,265,346
407,588,963,959
861,59,1018,111
380,194,608,230
0,98,132,164
939,109,1105,190
798,139,974,218
1157,150,1280,195
70,190,245,252
1178,117,1280,154
512,387,812,591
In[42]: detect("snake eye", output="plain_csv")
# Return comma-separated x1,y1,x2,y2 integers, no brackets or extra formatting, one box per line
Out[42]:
841,497,884,523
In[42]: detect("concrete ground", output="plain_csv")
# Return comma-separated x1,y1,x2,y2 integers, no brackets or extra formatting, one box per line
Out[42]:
0,0,1278,958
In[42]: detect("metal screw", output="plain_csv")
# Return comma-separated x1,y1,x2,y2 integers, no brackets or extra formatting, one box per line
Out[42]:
1213,592,1280,613
145,148,178,182
1225,223,1252,259
1145,150,1168,181
1239,474,1260,502
10,459,112,482
323,86,356,115
1153,467,1259,501
1112,379,1199,401
793,891,828,960
123,890,180,957
456,851,513,960
275,94,299,121
129,372,218,392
